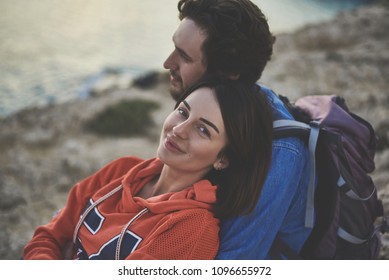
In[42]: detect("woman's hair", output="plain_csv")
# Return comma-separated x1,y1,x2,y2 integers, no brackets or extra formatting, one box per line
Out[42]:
175,78,273,219
177,0,275,83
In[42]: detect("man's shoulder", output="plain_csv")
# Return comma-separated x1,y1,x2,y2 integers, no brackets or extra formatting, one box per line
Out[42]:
257,84,308,157
257,84,294,121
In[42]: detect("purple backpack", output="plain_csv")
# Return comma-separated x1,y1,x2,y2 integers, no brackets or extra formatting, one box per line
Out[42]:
272,95,388,259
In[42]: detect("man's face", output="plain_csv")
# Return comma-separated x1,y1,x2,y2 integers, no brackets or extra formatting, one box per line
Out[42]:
163,18,207,101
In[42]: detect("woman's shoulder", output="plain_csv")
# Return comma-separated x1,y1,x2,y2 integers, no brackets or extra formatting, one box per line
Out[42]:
109,156,145,168
103,156,145,172
168,208,219,228
91,156,146,184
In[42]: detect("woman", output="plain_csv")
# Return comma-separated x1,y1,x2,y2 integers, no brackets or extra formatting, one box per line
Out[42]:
23,79,273,260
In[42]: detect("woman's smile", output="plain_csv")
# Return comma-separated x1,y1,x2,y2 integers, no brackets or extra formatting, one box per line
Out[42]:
164,135,185,154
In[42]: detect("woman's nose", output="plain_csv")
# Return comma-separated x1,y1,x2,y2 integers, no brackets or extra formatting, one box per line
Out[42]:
172,121,189,139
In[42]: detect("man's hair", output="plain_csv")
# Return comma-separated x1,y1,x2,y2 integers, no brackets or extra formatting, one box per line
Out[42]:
175,78,273,219
178,0,275,83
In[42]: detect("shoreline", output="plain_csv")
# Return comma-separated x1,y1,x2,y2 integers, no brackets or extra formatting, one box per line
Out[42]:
0,1,379,119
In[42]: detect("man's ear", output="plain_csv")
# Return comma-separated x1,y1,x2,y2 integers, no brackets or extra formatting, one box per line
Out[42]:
228,73,240,80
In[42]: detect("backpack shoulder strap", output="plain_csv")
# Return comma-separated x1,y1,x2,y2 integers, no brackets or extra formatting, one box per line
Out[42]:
273,119,320,228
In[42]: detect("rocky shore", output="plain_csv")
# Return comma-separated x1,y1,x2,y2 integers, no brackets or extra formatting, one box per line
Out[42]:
1,2,388,259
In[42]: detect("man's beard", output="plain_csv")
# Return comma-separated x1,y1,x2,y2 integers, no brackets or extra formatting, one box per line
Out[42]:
168,70,184,101
169,86,182,101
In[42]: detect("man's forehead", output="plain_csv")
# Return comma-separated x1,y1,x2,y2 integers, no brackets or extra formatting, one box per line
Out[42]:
173,18,206,51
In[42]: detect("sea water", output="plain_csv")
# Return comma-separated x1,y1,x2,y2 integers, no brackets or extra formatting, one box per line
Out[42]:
0,0,375,116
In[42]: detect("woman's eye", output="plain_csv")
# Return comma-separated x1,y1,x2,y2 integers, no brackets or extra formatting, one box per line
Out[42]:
198,125,211,138
177,107,188,118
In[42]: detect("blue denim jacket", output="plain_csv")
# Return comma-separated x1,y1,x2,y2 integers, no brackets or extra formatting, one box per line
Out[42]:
216,85,311,259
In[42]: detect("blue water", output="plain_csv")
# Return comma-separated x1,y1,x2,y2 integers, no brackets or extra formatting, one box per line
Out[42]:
0,0,375,116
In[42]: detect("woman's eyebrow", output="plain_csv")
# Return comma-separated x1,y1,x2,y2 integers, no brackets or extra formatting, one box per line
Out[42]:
200,118,220,134
183,100,191,110
183,100,219,134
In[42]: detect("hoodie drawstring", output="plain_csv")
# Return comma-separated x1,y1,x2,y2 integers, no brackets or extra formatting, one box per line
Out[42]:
73,184,149,259
115,208,149,260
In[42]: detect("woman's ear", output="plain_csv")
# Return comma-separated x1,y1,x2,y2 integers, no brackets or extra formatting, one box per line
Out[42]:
213,156,229,170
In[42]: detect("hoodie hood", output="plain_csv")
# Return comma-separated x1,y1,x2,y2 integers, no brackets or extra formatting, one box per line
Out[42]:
121,158,217,214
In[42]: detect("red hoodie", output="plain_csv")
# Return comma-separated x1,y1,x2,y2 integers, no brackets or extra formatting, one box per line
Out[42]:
23,157,219,260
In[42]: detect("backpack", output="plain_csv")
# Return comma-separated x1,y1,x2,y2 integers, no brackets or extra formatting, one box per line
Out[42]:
270,94,388,259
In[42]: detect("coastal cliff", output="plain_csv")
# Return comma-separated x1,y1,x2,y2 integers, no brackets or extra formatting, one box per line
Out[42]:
0,2,388,259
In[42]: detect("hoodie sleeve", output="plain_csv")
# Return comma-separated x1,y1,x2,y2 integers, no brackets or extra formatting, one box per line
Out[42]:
23,157,140,259
22,186,85,259
127,209,219,260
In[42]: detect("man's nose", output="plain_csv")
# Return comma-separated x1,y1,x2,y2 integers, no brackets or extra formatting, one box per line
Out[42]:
163,50,177,70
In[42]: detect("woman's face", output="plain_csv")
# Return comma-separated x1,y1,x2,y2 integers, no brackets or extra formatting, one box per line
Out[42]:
157,87,228,176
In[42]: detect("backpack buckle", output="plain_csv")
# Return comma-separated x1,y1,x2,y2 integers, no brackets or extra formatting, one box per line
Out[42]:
309,120,321,129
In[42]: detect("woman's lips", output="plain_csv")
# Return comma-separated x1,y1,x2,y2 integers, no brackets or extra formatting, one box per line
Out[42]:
165,136,185,153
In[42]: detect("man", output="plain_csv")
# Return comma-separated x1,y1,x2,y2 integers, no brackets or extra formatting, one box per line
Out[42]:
163,0,311,259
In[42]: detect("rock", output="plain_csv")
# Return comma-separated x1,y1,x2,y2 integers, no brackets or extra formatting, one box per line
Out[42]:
0,174,27,211
132,71,160,89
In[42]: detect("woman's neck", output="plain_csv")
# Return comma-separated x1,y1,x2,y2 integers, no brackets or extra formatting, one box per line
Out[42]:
138,165,209,199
